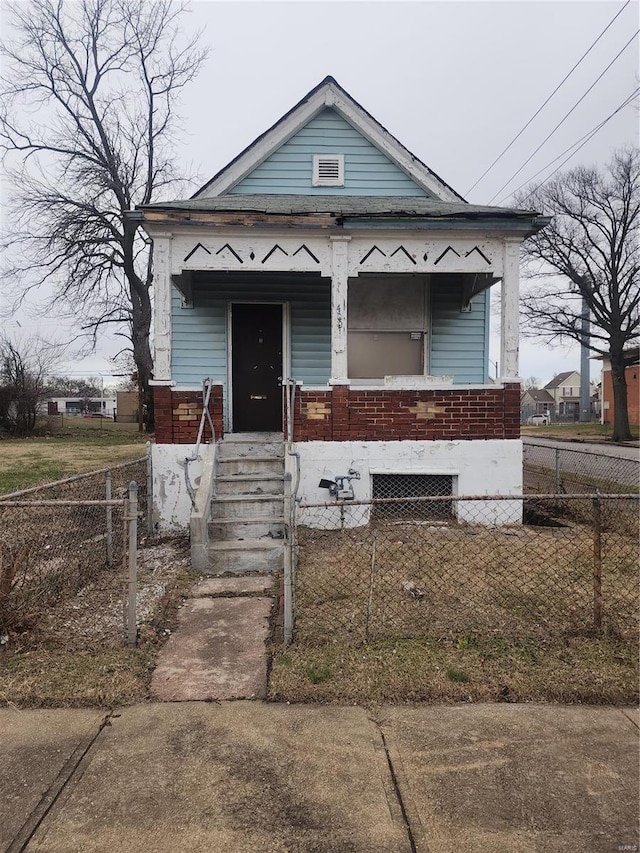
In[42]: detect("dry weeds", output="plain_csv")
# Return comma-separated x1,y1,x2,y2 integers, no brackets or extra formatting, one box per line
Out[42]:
295,517,638,645
269,636,638,705
0,539,197,708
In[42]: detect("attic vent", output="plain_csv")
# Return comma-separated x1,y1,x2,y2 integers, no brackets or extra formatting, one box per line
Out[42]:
312,154,344,187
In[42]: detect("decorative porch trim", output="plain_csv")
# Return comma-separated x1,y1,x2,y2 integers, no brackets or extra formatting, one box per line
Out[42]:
167,231,506,278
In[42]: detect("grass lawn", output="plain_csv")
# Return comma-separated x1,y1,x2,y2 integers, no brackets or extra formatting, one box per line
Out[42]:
269,635,638,705
522,422,639,442
0,419,149,494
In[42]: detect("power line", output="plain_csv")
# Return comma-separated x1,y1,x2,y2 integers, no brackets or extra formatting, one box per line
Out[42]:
498,87,640,205
487,28,639,204
465,0,632,196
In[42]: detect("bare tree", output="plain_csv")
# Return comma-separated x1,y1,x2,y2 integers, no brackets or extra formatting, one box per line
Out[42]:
515,149,640,441
0,0,207,430
522,376,541,391
0,335,60,436
47,376,103,397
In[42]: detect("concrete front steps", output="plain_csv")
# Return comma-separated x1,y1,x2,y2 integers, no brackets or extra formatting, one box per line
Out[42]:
207,433,285,575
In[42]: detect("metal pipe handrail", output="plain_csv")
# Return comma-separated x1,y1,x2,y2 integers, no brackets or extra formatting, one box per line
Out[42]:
284,378,301,502
183,378,216,506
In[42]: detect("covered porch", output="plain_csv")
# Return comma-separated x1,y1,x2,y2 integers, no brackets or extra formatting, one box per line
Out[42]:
140,199,528,443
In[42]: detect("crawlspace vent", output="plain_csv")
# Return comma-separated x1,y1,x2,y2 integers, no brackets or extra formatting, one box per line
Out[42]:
372,474,454,520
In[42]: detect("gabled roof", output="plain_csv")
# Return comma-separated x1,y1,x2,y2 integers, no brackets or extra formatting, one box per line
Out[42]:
522,389,554,403
194,76,465,203
544,371,580,389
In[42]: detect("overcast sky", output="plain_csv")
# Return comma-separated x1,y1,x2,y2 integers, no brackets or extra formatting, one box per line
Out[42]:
4,0,639,385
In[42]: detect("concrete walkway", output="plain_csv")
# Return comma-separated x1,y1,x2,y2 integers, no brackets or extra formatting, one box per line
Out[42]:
2,703,638,852
150,575,275,702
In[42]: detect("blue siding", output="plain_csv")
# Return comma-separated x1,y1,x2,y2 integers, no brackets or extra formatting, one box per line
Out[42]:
171,275,489,393
429,278,488,384
171,276,331,389
229,109,429,197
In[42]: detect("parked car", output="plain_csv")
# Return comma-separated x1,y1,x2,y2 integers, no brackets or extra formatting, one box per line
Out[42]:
528,413,550,425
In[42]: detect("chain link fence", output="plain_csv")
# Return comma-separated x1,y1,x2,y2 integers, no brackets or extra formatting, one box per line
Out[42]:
0,456,150,645
523,440,639,494
289,494,639,647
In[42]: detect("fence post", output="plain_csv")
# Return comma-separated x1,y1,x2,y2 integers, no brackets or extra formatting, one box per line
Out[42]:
555,447,561,494
126,481,138,647
145,441,153,536
283,472,293,647
592,490,603,631
365,537,377,642
105,470,113,567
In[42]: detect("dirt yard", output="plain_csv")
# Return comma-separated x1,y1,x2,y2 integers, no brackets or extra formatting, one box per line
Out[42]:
294,519,638,645
0,538,196,708
269,510,638,705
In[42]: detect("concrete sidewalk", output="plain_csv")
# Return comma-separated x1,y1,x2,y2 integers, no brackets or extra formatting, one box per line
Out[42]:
2,703,638,853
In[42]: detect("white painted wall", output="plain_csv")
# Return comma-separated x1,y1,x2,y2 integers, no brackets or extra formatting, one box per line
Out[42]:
288,439,523,528
153,437,523,532
151,443,204,531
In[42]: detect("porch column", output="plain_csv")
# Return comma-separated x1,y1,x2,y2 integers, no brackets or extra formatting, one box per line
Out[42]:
330,236,351,383
500,239,520,382
152,233,173,382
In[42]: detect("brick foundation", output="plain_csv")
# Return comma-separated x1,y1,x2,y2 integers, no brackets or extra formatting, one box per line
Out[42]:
292,384,521,442
155,383,521,443
153,385,224,444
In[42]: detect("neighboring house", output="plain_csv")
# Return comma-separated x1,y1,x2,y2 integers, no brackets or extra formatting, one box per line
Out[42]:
543,371,581,421
598,348,640,427
521,388,554,422
132,77,548,542
47,397,116,417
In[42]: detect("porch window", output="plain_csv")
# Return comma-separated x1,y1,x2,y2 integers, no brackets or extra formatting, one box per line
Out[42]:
347,276,427,379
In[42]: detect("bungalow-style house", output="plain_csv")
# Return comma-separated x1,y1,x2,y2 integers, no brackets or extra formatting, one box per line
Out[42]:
131,77,548,570
543,371,581,421
521,387,554,422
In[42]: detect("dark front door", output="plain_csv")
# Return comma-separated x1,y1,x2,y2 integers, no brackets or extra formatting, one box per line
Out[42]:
231,303,283,432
